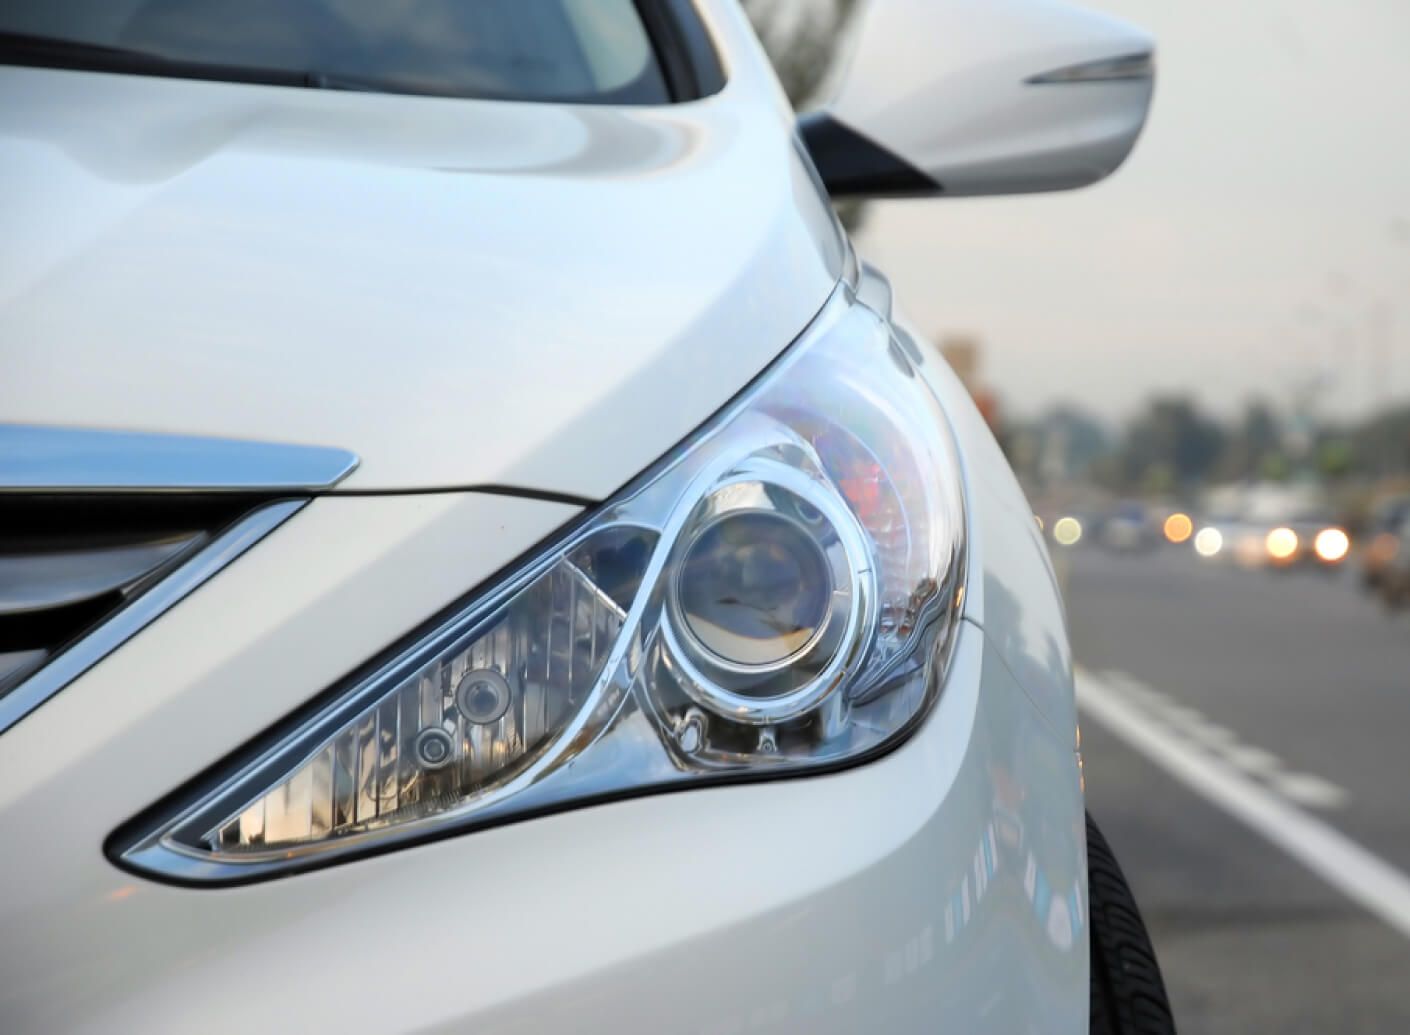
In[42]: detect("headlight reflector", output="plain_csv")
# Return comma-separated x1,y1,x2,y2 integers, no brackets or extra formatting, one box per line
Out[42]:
116,290,966,882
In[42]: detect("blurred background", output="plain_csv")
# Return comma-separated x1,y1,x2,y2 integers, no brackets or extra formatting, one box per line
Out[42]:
749,0,1410,1030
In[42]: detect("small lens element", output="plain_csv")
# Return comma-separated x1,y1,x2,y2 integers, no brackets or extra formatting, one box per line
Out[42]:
413,728,455,770
456,668,512,725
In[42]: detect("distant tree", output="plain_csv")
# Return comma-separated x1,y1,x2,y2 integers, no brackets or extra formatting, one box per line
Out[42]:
999,404,1112,491
1259,453,1290,482
1117,397,1226,490
741,0,860,106
1045,405,1112,475
1215,400,1282,481
1316,438,1354,480
1141,462,1176,497
1351,404,1410,478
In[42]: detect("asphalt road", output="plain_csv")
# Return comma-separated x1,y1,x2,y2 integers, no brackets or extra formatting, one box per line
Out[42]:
1060,545,1410,1033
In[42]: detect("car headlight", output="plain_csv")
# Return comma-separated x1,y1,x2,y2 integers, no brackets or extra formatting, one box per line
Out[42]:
114,289,966,882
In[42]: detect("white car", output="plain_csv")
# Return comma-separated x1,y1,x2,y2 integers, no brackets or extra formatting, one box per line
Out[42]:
0,2,1169,1032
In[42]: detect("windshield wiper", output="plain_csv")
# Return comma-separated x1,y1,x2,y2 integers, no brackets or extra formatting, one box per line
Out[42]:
0,30,318,90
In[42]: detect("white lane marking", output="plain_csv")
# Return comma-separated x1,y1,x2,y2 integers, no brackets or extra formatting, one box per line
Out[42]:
1096,669,1343,803
1270,771,1351,810
1078,670,1410,941
1102,671,1168,705
1155,704,1206,728
1180,721,1238,749
1221,744,1284,775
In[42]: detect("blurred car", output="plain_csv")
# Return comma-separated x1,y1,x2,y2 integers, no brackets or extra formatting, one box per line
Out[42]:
1097,500,1159,553
1194,511,1268,567
1378,513,1410,609
0,1,1170,1032
1264,507,1351,572
1196,483,1348,571
1361,495,1410,591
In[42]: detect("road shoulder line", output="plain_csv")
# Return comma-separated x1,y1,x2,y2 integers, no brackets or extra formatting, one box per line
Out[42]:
1077,668,1410,941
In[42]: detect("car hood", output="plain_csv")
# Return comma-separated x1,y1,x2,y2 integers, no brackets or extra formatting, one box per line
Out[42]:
0,58,844,497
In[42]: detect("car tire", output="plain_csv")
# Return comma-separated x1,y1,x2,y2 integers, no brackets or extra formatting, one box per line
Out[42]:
1087,812,1176,1034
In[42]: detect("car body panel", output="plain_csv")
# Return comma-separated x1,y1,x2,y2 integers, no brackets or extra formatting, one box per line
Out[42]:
0,1,844,499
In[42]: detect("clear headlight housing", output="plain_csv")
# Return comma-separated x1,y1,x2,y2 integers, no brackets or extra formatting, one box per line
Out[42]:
116,290,966,882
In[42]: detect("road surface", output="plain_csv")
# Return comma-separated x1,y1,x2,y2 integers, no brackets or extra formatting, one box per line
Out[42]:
1062,545,1410,1033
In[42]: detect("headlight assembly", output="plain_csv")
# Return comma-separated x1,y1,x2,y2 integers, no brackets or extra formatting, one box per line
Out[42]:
115,289,966,882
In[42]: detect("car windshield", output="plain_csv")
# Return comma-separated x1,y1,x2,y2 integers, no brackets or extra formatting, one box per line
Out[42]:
0,0,670,103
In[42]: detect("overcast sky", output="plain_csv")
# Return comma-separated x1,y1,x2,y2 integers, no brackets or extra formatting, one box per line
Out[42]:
855,0,1410,423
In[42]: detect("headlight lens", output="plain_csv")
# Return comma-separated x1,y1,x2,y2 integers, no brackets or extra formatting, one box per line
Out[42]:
675,508,839,672
116,290,966,882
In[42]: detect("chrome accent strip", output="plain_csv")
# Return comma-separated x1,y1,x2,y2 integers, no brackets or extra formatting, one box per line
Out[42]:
0,425,358,492
1027,51,1154,85
0,500,304,735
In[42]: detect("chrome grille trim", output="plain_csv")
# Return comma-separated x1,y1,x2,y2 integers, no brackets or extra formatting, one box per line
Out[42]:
0,500,304,735
0,535,203,614
0,424,358,493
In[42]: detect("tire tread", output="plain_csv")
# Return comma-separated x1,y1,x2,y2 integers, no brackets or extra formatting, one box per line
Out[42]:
1087,812,1176,1034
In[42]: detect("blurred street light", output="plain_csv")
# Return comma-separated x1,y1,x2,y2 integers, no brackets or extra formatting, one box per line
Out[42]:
1164,512,1194,544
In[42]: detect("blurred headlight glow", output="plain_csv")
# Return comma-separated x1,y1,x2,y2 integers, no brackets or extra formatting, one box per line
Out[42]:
1313,527,1350,563
115,290,967,882
1053,516,1083,546
1194,527,1223,557
1266,527,1299,561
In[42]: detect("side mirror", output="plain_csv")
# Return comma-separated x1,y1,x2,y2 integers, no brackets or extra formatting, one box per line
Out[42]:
799,0,1155,198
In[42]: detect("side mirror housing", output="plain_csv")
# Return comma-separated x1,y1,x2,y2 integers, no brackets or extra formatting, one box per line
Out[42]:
800,0,1155,198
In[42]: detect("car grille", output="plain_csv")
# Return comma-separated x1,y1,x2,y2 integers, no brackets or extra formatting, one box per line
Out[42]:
0,494,269,698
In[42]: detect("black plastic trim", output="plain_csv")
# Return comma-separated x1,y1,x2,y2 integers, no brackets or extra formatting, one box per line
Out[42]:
665,0,726,97
635,0,725,102
323,484,599,508
798,111,941,198
0,493,283,701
